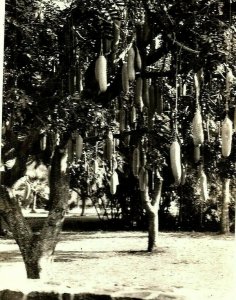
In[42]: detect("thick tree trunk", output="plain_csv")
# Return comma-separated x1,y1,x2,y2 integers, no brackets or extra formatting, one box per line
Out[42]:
220,178,230,234
0,147,70,279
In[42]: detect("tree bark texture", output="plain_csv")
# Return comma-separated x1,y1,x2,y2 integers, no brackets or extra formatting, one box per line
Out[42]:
220,178,230,234
0,147,70,279
141,180,163,252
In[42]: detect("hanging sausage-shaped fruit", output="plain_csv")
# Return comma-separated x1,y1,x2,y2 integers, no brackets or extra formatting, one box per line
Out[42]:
192,108,204,146
110,171,119,195
221,116,233,157
194,145,201,163
131,105,137,124
135,77,144,111
127,47,136,81
95,55,107,92
75,133,83,160
170,140,182,185
135,47,142,70
200,170,208,201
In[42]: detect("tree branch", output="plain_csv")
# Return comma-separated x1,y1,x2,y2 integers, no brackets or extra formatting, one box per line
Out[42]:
167,34,200,55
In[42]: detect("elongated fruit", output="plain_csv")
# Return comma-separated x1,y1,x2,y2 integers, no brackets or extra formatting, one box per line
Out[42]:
170,140,182,185
200,170,208,201
194,145,201,163
221,116,233,157
110,171,119,195
95,55,107,92
75,133,83,160
192,109,204,146
226,68,234,94
131,105,137,123
194,73,200,99
127,47,135,81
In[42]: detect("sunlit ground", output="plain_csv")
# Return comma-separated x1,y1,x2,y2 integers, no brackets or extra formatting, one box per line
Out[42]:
0,230,235,300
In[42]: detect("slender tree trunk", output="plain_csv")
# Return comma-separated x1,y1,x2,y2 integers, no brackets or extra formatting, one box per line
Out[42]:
220,178,230,234
147,210,159,252
141,180,163,252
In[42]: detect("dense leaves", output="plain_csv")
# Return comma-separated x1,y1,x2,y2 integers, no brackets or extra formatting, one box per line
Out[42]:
2,0,236,231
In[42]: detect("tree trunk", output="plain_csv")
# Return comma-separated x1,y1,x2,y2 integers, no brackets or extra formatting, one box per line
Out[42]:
220,178,230,234
140,180,163,252
147,210,159,252
0,147,70,279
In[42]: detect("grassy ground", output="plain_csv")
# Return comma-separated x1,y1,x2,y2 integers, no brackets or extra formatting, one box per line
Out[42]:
0,230,235,300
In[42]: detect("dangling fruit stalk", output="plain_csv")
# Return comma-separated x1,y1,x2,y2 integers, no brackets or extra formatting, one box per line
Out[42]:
132,147,140,177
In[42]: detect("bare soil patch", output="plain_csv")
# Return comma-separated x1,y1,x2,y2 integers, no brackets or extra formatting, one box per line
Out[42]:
0,231,235,300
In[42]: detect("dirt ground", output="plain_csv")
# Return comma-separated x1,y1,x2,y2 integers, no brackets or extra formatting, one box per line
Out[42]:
0,230,235,300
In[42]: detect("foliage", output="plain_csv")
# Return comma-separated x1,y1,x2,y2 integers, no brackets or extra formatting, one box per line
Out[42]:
2,0,236,231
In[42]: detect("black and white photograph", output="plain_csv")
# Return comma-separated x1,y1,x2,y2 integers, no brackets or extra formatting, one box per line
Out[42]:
0,1,235,299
